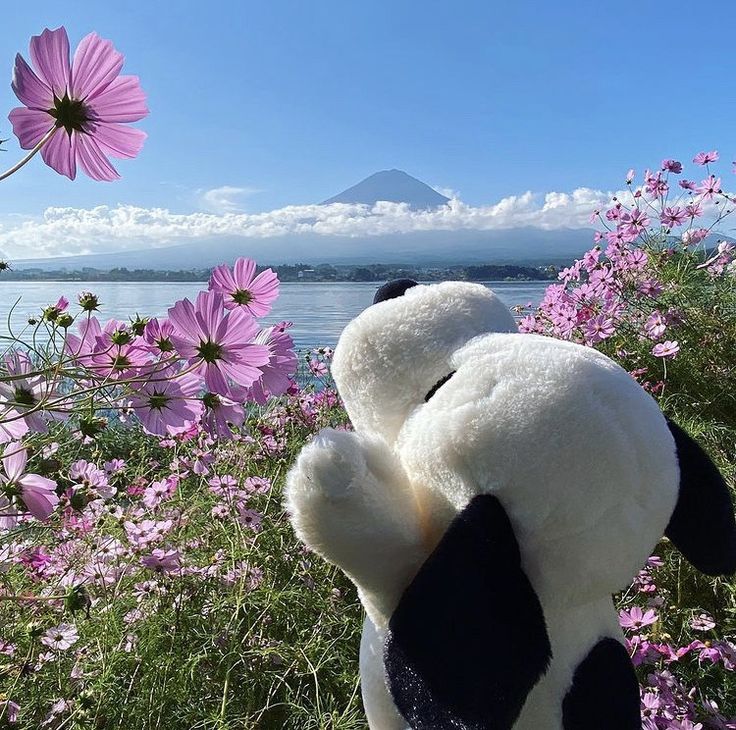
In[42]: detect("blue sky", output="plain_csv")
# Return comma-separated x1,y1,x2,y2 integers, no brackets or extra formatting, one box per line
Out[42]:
1,0,735,259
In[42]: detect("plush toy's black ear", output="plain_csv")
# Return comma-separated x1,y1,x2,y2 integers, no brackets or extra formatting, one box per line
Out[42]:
373,279,419,304
665,418,736,576
384,495,551,730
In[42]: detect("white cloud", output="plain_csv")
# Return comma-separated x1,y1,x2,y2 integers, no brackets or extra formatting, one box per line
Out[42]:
0,187,623,260
199,185,262,213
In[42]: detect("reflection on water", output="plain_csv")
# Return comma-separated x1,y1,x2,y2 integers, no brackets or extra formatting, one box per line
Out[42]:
0,280,550,351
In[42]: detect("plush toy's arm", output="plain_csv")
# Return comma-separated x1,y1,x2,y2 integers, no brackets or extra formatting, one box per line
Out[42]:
285,428,428,626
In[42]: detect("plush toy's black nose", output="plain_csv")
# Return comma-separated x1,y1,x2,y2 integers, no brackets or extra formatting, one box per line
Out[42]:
373,279,419,304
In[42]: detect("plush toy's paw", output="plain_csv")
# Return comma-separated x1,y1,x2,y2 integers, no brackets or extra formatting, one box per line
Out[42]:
292,428,367,499
285,429,429,624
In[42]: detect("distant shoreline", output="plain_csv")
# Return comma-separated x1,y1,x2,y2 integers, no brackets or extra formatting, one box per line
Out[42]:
1,262,557,284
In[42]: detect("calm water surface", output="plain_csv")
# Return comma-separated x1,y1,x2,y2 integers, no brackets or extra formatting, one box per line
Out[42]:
0,280,549,351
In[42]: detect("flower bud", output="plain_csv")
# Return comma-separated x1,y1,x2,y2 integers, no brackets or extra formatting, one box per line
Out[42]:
130,315,150,337
77,291,100,311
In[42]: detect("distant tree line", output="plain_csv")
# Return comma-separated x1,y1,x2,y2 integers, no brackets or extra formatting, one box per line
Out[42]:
3,262,557,283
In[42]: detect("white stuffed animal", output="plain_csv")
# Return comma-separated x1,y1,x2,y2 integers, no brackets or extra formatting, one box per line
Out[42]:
285,279,736,730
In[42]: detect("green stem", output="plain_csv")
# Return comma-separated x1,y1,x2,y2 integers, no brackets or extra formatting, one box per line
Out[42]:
0,126,57,182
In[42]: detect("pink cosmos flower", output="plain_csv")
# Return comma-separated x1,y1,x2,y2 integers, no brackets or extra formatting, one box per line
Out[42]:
104,458,126,474
582,247,601,271
0,700,20,724
661,159,682,173
9,27,147,181
640,690,660,722
693,150,719,165
128,365,203,436
0,350,67,432
143,318,176,356
644,311,667,340
65,317,149,378
244,476,271,495
695,175,721,201
87,326,150,380
236,505,263,531
209,258,280,317
141,548,181,573
690,613,716,631
549,305,577,339
43,296,69,321
619,606,658,630
124,519,173,547
684,202,703,219
620,208,650,238
142,476,178,509
644,170,668,198
0,442,58,520
246,323,297,405
681,228,708,246
606,228,628,247
69,459,115,499
637,279,664,298
168,291,270,395
652,340,679,359
40,622,78,651
660,206,687,229
679,179,696,191
200,390,246,439
309,358,329,376
583,315,615,345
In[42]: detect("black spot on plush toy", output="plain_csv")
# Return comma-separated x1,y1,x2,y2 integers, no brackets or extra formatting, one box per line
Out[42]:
285,280,736,730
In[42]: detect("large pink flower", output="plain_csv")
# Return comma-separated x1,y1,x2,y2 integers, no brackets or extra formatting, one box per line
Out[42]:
128,365,204,436
168,291,270,395
9,26,147,181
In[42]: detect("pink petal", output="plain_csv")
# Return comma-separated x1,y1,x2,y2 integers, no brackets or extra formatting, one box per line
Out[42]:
168,298,198,339
29,27,71,98
90,122,146,159
70,32,124,100
2,442,28,482
227,308,260,341
19,475,59,521
85,75,148,122
0,412,29,443
75,133,119,181
204,362,230,395
40,128,77,180
8,107,55,149
12,53,54,109
209,264,237,294
234,258,256,286
198,291,225,337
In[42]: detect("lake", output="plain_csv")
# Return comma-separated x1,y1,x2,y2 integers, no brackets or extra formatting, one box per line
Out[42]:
0,280,550,351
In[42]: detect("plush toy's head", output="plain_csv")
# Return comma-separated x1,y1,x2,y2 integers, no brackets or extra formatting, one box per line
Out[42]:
332,279,516,443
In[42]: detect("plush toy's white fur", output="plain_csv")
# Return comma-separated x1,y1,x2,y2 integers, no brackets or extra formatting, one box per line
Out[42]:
286,281,679,729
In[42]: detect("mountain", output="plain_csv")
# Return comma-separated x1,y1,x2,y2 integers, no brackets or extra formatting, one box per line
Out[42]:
322,169,450,209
